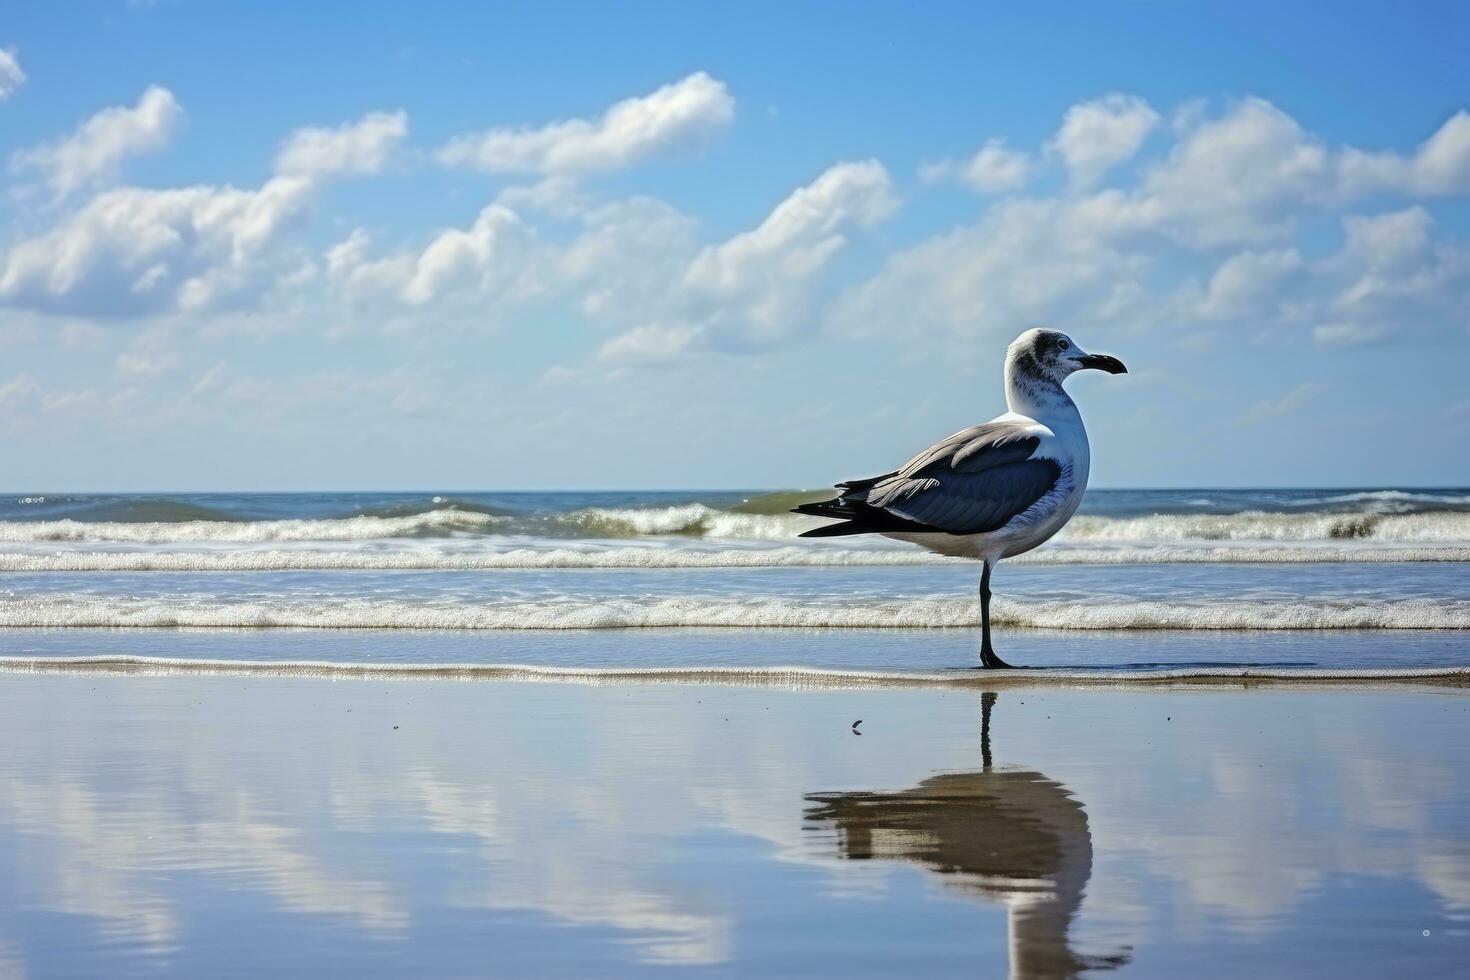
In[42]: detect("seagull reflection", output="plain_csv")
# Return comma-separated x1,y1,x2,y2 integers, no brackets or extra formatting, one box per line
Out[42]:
805,693,1129,979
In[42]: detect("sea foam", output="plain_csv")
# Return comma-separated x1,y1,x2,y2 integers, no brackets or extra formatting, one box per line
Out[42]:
1,595,1464,630
1061,511,1470,543
1,503,1466,546
0,509,507,543
0,544,1466,572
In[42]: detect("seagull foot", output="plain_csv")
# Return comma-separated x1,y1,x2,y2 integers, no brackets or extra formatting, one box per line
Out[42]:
979,651,1016,670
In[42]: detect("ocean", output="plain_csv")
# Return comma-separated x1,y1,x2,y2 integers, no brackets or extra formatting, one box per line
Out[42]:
0,487,1466,671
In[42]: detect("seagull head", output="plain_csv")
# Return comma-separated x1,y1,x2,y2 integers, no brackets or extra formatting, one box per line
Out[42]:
1009,327,1127,384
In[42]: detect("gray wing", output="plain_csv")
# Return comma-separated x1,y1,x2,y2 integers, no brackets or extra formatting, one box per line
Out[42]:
890,419,1047,480
860,420,1061,535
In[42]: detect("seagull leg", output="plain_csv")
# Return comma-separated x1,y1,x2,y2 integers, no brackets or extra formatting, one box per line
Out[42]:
979,560,1015,669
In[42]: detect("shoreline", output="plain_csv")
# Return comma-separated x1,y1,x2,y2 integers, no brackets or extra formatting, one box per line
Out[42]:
4,654,1467,689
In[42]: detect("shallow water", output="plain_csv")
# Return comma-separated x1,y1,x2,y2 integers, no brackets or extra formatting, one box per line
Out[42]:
0,673,1464,977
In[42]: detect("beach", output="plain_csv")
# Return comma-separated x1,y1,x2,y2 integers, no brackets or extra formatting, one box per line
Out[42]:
8,5,1470,974
0,488,1467,976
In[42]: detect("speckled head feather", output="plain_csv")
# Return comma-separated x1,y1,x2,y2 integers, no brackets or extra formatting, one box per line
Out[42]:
1007,328,1075,385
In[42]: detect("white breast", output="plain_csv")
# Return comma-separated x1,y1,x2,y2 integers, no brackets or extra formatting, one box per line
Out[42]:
992,413,1090,560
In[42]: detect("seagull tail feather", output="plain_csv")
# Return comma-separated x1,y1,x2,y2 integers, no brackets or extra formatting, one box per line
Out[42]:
791,499,854,519
791,496,933,538
792,498,869,537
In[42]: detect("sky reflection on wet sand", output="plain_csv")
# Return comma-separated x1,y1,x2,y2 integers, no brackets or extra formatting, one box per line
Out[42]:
0,673,1465,977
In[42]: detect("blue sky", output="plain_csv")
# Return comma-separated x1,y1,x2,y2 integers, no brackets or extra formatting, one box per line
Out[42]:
1,1,1468,490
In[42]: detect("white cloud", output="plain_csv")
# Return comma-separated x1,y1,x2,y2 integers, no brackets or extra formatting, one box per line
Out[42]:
597,322,702,364
848,97,1365,350
1049,94,1160,189
0,371,140,430
326,203,540,310
1138,98,1329,246
331,160,896,354
495,176,593,218
115,351,182,378
274,110,408,177
558,196,697,319
831,100,1470,351
997,98,1334,250
889,97,1340,266
1312,322,1389,348
672,159,897,350
920,138,1031,194
5,80,1468,381
0,48,24,101
1244,381,1328,423
685,161,895,295
1328,207,1437,306
1312,207,1470,346
12,86,182,197
1118,99,1470,248
1339,111,1470,197
0,109,410,318
0,176,314,316
324,194,694,330
401,204,534,305
1195,248,1303,321
189,361,225,398
830,195,1150,348
437,72,733,176
0,372,41,409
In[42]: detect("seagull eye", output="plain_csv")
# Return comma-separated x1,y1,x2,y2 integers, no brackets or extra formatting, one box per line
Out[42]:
1058,340,1070,351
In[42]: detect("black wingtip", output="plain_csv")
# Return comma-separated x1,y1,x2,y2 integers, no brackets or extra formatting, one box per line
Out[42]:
797,521,878,538
792,500,847,519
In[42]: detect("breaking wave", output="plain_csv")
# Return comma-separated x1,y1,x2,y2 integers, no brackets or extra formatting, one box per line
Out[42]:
1,504,1468,547
0,547,948,572
1,490,1467,570
1060,511,1470,544
0,595,1464,630
0,504,806,543
0,509,508,544
562,504,809,538
1296,490,1470,511
0,544,1467,572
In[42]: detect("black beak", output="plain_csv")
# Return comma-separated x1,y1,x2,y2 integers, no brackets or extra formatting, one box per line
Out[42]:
1077,353,1127,375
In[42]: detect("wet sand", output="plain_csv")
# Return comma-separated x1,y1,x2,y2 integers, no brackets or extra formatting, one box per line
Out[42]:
0,669,1465,977
4,622,1470,672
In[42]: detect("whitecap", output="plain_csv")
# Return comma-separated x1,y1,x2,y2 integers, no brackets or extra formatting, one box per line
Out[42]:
0,508,507,544
0,542,1466,572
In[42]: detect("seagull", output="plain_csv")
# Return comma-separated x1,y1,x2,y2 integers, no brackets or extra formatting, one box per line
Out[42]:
792,328,1126,668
